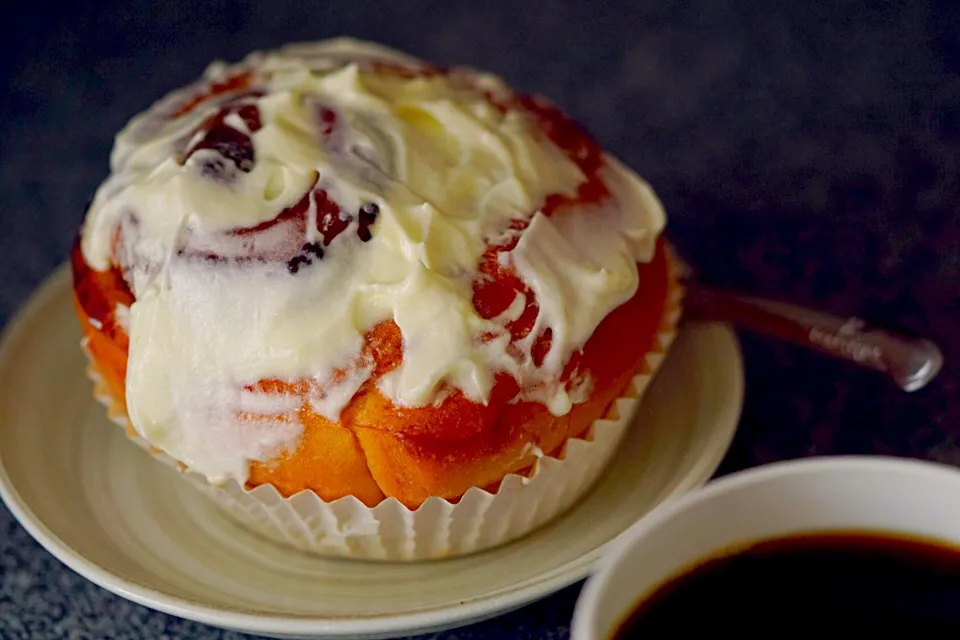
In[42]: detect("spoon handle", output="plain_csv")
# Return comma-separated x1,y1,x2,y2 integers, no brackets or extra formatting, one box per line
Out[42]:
684,286,944,392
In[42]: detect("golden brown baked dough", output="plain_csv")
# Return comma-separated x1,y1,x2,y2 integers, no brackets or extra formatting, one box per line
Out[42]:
74,237,671,508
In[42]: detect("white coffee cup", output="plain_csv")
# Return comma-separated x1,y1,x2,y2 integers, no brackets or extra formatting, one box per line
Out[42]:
571,455,960,640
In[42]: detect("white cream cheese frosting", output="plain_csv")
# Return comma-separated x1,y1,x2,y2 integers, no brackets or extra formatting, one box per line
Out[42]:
80,38,666,484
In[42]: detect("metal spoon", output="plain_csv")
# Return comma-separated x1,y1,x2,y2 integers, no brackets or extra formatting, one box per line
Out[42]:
675,256,944,392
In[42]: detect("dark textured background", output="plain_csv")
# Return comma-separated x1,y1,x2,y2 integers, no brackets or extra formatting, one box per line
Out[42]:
1,0,958,638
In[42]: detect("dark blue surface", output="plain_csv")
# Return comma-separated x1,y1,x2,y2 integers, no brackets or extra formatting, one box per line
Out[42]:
1,1,958,638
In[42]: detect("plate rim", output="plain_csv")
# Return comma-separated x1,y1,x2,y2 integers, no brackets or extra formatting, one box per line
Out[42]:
0,265,744,638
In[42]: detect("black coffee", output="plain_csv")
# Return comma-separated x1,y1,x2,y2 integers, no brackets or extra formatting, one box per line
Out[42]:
612,532,960,638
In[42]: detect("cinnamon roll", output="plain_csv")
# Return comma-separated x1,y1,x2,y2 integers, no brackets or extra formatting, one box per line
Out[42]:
72,39,677,556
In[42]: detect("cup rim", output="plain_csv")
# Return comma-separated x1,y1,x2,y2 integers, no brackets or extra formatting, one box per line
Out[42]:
571,455,960,639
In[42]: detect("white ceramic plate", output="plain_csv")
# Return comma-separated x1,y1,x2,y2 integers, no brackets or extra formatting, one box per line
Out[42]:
0,267,744,640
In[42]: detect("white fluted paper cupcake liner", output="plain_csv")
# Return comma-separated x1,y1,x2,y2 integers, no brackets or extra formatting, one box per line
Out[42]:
83,261,682,561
